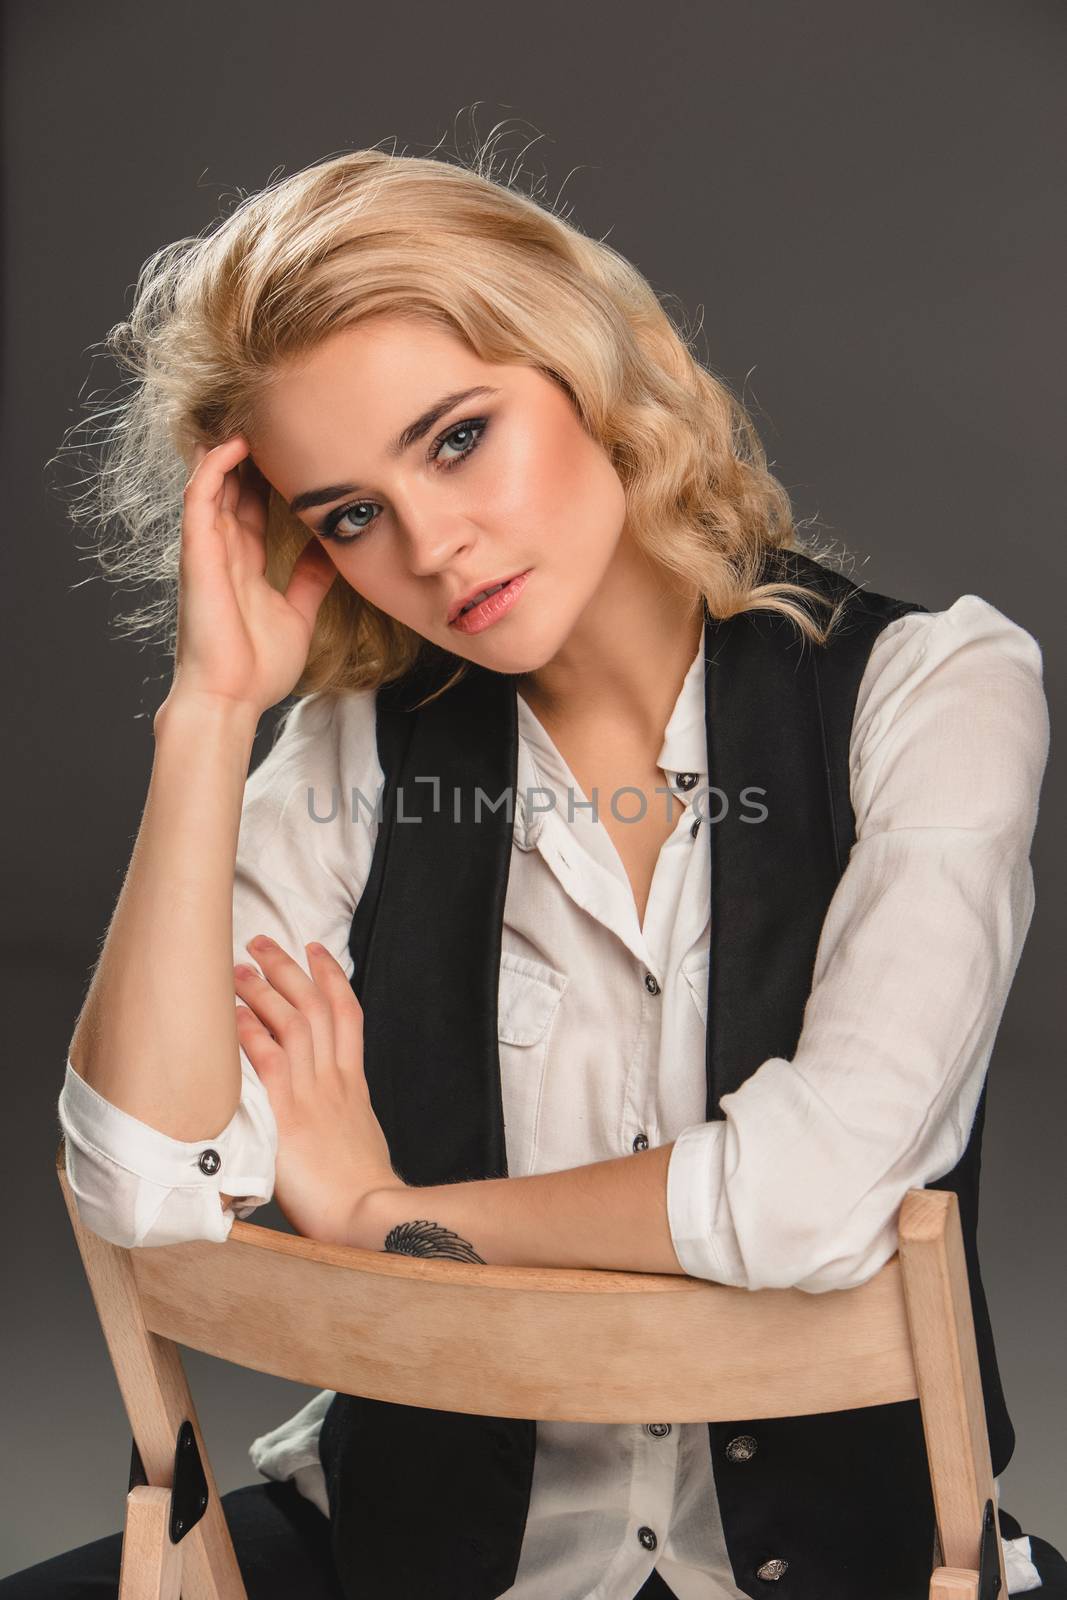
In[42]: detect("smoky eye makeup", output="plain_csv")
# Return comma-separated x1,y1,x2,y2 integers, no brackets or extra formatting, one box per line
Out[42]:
317,415,491,542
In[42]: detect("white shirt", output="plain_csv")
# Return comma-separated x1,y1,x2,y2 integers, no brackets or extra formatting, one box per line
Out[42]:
57,593,1049,1598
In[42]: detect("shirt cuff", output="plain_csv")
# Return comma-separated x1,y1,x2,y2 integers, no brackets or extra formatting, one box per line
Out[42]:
58,1057,275,1247
1003,1535,1042,1593
666,1119,746,1285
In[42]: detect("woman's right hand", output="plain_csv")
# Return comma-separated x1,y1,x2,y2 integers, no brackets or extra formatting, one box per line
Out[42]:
160,434,340,723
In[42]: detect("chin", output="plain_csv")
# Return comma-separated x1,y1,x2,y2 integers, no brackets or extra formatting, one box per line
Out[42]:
451,640,547,678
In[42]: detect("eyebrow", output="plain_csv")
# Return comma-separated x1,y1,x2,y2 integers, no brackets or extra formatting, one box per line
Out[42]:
287,385,501,516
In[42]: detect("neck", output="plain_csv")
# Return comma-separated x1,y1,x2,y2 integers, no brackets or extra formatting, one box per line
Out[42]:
516,540,704,749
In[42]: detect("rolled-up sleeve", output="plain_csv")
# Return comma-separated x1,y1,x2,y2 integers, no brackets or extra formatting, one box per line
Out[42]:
58,1050,275,1247
667,593,1049,1292
58,689,381,1249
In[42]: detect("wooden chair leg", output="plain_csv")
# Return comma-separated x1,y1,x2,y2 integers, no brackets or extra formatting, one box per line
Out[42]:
900,1192,1008,1596
57,1170,249,1600
119,1486,183,1600
929,1568,979,1599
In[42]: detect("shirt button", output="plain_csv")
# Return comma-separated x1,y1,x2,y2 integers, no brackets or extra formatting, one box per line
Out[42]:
690,817,701,838
725,1434,758,1462
637,1526,658,1551
646,1422,671,1437
756,1558,788,1581
197,1149,221,1176
632,1132,650,1153
644,973,660,995
674,772,699,790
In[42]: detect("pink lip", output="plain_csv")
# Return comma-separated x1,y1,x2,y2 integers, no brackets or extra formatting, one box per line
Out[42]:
448,570,531,634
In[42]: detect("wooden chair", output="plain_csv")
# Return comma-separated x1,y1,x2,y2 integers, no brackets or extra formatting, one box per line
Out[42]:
55,1141,1007,1600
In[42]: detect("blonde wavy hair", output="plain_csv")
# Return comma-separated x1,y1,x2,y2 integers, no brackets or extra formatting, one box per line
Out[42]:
54,135,851,703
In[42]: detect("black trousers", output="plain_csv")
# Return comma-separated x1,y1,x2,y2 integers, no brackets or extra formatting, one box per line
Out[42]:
2,1479,1064,1599
0,1479,681,1599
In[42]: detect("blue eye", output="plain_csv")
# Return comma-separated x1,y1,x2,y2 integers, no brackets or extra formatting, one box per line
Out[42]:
325,500,376,536
319,416,490,542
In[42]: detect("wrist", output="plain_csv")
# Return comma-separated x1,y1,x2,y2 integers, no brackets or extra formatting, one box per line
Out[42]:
348,1181,407,1251
153,688,261,745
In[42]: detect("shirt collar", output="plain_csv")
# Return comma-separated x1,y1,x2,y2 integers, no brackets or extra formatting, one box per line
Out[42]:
655,633,708,788
513,633,706,851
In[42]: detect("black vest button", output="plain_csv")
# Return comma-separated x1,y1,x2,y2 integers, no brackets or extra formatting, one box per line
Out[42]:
197,1149,221,1176
725,1434,758,1462
632,1132,650,1153
637,1526,658,1551
646,1422,671,1437
691,817,701,838
644,973,660,995
674,772,699,790
756,1558,788,1580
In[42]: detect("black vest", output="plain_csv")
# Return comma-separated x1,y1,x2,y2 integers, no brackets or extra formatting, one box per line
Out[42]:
319,549,1015,1600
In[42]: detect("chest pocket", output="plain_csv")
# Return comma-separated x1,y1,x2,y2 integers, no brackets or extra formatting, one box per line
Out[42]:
497,951,567,1177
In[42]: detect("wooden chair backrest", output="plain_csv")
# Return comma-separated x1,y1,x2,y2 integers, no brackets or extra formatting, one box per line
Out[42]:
55,1143,1004,1598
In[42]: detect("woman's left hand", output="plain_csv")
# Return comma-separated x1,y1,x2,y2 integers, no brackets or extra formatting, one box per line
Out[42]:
233,936,404,1245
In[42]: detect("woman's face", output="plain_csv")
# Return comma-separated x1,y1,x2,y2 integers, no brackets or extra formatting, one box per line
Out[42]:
251,315,628,675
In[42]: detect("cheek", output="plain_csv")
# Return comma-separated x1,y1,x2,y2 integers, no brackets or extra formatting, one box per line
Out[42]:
317,542,396,613
483,426,556,526
553,440,627,568
492,417,624,539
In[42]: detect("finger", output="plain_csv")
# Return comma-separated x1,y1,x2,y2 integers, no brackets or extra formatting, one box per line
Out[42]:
240,940,334,1090
306,944,364,1084
228,461,270,576
181,439,252,575
236,455,272,528
234,960,319,1098
235,1002,295,1104
220,459,241,519
189,433,249,482
183,435,250,519
283,538,340,632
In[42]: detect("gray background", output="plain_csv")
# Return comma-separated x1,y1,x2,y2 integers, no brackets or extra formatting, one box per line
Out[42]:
2,0,1063,1577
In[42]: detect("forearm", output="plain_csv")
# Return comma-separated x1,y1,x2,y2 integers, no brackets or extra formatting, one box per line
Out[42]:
353,1141,687,1275
69,691,260,1140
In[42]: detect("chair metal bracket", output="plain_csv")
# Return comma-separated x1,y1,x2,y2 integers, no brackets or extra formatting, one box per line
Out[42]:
127,1422,209,1545
978,1498,1002,1600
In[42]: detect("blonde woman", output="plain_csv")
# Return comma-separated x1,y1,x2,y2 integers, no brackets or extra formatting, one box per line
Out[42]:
5,147,1063,1598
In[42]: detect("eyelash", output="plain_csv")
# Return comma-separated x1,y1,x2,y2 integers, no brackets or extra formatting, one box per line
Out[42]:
318,416,490,542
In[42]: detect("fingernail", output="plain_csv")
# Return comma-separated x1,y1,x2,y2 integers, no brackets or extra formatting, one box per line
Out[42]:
249,936,275,950
234,964,256,980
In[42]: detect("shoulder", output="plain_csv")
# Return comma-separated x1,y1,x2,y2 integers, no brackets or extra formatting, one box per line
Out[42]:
854,592,1046,731
850,594,1049,832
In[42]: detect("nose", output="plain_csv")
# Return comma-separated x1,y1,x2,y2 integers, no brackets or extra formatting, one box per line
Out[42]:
398,498,477,580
